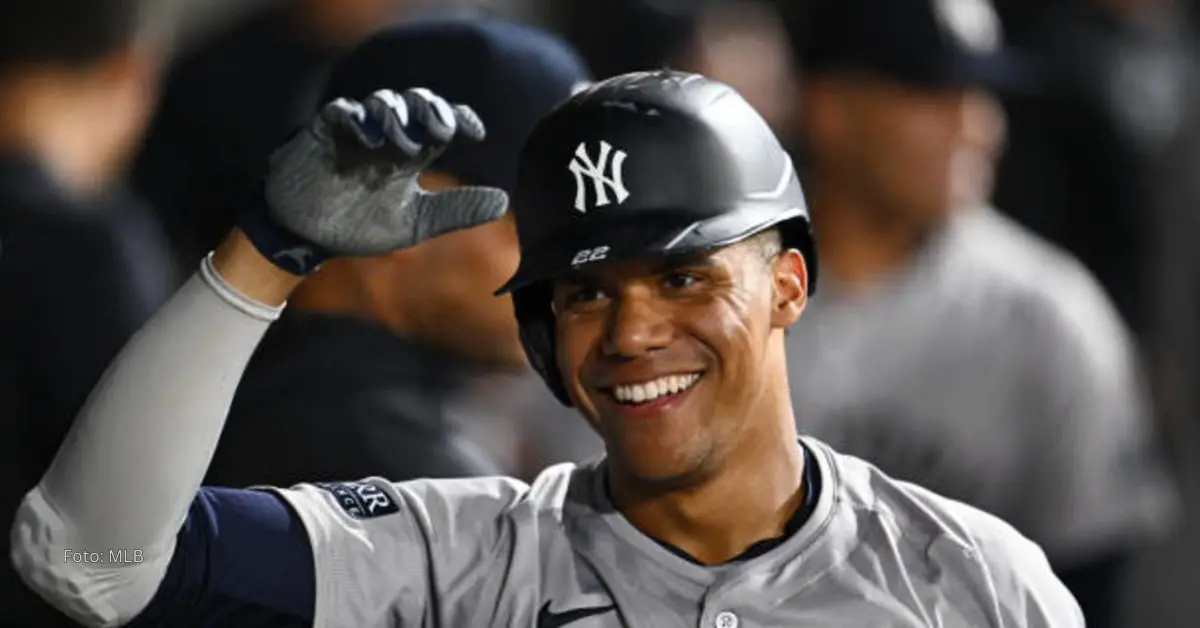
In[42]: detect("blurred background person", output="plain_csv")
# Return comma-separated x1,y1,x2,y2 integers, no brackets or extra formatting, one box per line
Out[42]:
203,16,592,488
0,0,177,624
953,2,1200,624
959,1,1200,621
559,0,700,80
131,0,416,283
1133,77,1200,627
779,0,1179,626
677,0,797,137
991,0,1194,346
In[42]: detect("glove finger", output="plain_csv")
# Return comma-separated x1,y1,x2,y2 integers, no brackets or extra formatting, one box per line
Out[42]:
452,104,487,143
403,88,457,147
320,98,385,149
364,90,422,157
415,186,510,241
317,98,358,127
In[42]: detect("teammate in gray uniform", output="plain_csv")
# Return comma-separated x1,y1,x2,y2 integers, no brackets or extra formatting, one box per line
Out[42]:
10,73,1082,627
783,1,1178,624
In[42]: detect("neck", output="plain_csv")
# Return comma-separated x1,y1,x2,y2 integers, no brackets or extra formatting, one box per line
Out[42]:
809,181,931,289
0,71,110,195
611,370,806,565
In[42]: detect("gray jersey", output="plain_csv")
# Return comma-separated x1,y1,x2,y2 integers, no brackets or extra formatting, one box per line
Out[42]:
270,437,1081,628
786,206,1178,565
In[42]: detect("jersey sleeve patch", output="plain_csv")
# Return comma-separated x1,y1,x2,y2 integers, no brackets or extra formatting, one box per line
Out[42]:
315,481,400,519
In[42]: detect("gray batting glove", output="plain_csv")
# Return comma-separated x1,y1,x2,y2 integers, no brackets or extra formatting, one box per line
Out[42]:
263,88,509,257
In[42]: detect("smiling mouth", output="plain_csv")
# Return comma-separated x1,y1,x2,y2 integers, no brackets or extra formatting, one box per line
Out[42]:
607,373,703,406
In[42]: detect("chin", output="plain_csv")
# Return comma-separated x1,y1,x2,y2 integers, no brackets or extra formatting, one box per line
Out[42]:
578,370,726,478
606,433,716,490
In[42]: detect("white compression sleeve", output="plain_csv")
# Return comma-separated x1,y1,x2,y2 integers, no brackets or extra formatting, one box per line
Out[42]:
9,254,284,627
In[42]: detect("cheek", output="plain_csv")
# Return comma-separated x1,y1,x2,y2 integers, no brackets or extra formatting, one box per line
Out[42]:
555,316,604,413
693,283,768,387
862,117,955,202
902,109,963,164
844,116,907,183
110,75,156,147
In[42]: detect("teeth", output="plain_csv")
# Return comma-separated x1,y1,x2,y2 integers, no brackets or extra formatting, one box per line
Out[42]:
612,373,701,404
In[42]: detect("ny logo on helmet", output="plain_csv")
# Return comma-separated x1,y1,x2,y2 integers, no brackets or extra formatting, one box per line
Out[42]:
568,141,630,213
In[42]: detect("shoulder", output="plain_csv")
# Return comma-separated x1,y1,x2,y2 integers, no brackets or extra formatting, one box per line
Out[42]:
0,195,110,261
948,208,1104,307
272,462,586,534
0,189,171,292
824,440,1018,550
818,442,1084,626
829,442,1042,564
281,474,532,525
263,466,591,627
948,207,1132,360
933,496,1085,627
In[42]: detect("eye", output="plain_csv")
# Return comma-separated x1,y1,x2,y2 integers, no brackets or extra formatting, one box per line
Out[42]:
562,285,609,306
662,272,700,289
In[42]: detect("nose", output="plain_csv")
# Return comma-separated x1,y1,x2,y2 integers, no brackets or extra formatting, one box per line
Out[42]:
600,290,673,358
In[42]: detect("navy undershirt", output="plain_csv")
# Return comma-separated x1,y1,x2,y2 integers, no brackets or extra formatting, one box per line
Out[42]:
126,488,316,627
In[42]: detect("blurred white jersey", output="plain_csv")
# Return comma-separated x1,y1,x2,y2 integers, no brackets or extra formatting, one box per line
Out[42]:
786,205,1178,565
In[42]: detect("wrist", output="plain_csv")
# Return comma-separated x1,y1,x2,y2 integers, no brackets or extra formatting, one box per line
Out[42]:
237,184,332,276
211,228,306,307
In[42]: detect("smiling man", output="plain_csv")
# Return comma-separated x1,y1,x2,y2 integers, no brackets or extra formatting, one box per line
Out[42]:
10,73,1082,627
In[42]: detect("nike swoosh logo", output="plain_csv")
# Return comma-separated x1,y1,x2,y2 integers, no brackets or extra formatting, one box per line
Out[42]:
537,601,616,628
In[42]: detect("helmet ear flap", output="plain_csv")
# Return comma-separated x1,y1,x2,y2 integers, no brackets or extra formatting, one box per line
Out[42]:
513,282,574,406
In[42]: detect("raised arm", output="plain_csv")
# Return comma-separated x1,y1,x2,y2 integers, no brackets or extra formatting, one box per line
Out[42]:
8,89,508,627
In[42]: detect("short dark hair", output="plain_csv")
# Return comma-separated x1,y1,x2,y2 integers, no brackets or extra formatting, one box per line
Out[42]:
745,227,784,266
0,0,151,68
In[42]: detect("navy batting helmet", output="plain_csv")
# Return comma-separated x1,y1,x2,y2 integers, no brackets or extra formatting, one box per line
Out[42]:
495,70,817,405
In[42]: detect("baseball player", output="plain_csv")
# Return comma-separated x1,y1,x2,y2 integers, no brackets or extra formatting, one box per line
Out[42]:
10,73,1082,627
777,1,1179,624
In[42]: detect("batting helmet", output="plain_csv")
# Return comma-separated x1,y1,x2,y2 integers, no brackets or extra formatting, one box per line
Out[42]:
495,70,817,405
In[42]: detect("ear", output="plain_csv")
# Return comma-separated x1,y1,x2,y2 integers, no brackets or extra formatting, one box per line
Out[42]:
770,249,807,329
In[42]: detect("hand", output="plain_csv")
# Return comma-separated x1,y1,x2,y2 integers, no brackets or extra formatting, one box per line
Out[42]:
263,88,509,258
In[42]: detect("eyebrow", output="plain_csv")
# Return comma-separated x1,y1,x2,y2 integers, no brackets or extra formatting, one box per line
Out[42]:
648,253,720,274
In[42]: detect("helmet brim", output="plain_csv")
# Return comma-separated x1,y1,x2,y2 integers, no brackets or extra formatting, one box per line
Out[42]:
493,203,814,296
